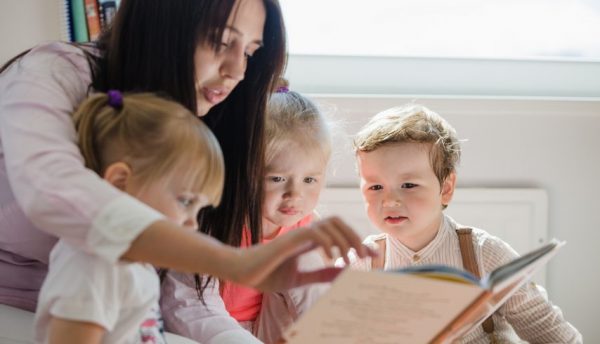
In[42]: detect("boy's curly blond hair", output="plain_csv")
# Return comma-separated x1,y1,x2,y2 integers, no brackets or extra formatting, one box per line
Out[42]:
354,104,461,185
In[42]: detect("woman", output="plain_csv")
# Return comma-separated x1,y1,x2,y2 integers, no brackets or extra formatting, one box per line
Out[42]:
0,0,370,338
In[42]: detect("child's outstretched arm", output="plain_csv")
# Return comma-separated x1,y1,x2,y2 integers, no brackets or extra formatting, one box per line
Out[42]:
48,317,105,344
125,216,373,291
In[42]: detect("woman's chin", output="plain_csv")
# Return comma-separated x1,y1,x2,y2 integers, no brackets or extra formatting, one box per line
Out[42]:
196,101,211,117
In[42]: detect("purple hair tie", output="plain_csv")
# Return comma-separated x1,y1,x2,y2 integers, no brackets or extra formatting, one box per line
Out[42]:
107,90,123,109
275,86,289,93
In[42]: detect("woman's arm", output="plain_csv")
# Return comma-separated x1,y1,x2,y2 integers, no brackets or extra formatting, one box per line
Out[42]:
0,43,373,288
0,43,157,264
48,317,105,344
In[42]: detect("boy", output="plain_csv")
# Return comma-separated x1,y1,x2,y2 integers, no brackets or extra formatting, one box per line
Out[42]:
350,104,581,343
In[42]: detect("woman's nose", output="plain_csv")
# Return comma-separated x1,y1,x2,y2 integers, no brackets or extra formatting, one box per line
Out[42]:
221,45,246,82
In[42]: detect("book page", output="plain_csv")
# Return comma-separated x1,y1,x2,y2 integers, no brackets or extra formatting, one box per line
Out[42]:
285,270,482,344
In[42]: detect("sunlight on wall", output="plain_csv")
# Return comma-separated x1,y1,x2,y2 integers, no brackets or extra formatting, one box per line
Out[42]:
281,0,600,60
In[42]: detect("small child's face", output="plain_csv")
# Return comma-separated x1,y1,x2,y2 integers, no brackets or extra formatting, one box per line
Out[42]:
128,175,209,232
262,143,328,237
357,142,455,250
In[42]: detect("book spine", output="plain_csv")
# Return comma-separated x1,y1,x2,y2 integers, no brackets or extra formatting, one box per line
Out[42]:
98,0,118,28
84,0,102,41
58,0,72,41
71,0,89,42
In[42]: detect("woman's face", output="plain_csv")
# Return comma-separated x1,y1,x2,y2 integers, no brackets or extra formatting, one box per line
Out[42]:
194,0,266,116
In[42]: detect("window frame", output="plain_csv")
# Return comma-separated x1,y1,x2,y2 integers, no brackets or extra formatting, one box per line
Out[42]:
284,54,600,98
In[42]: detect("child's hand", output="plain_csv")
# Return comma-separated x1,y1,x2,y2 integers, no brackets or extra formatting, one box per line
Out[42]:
230,216,376,291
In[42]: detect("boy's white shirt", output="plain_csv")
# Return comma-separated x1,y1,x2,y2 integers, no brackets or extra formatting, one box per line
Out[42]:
340,214,582,344
34,240,161,343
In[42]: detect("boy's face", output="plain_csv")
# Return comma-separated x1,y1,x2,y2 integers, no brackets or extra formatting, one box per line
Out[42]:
262,142,327,238
357,142,455,251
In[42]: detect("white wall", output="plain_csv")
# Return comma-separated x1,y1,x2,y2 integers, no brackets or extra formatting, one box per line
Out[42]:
0,0,61,65
314,94,600,341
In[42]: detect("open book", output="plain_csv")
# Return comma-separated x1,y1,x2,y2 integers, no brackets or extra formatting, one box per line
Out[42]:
284,240,564,344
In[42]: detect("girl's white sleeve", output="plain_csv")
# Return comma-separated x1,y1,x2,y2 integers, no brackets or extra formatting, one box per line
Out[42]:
0,42,163,263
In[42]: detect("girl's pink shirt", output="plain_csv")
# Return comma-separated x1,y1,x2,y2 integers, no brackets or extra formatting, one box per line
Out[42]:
0,42,163,311
220,215,313,322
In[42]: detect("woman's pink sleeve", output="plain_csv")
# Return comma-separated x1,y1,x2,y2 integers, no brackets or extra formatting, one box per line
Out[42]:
0,42,163,262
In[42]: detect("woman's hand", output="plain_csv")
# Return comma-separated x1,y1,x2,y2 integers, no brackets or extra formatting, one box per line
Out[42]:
228,216,376,291
125,217,374,291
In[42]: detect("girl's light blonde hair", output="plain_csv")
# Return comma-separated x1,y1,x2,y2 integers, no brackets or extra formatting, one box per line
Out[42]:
265,86,332,165
73,92,224,206
354,104,461,185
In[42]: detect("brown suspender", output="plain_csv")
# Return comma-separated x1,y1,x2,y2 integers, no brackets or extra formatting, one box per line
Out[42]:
370,238,386,270
456,228,497,342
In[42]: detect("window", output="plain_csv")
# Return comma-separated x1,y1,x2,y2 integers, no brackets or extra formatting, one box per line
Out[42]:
281,0,600,60
280,0,600,97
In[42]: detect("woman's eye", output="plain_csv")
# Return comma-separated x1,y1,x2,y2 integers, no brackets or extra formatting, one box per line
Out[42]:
402,183,418,189
269,176,284,183
368,185,383,191
218,41,230,52
304,177,317,184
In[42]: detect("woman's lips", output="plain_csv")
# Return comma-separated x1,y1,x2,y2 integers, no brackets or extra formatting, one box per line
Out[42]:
203,86,229,105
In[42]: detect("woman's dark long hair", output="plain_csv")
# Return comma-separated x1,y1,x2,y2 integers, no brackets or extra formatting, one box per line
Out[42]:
2,0,287,298
97,0,287,297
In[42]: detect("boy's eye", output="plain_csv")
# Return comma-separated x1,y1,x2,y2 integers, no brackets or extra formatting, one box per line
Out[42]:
368,185,383,191
304,177,317,184
402,183,418,189
268,176,284,183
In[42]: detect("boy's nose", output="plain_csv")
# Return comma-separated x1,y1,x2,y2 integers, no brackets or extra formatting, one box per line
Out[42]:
382,191,402,207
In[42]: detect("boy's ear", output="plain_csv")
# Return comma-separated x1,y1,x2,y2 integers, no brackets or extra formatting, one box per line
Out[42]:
103,162,132,191
441,172,457,206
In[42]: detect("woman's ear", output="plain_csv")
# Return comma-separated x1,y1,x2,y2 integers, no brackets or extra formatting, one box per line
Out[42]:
103,162,132,191
441,172,457,206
